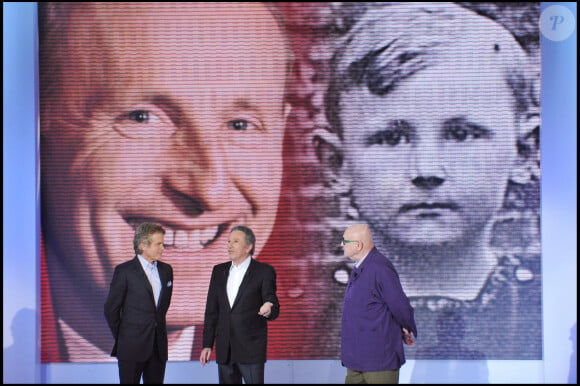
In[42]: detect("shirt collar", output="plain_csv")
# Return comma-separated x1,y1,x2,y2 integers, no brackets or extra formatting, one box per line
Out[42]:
354,250,371,269
137,254,156,269
231,255,252,270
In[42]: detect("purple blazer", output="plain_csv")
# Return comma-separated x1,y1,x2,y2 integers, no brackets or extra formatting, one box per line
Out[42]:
341,247,417,372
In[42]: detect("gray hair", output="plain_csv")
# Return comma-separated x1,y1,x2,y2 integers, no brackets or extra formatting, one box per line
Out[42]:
133,223,165,255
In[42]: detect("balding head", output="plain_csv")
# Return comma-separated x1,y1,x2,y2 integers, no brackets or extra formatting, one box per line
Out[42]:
342,223,375,261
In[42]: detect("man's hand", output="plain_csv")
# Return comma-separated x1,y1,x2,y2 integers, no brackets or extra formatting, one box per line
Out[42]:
200,347,212,366
402,328,415,345
258,301,273,318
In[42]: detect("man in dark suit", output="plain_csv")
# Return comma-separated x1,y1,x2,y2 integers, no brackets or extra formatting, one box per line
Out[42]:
104,223,173,384
200,225,280,384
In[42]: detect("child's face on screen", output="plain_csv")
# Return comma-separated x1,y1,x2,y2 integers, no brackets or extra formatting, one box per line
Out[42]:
339,57,519,247
42,3,289,328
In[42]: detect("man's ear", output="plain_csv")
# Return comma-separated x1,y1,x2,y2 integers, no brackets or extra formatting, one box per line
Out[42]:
312,127,344,186
511,114,540,184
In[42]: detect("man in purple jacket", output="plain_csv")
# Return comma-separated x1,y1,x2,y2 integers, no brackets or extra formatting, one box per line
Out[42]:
340,224,417,384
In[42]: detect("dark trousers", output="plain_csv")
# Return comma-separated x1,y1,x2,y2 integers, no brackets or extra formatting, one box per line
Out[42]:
118,339,166,384
218,362,265,384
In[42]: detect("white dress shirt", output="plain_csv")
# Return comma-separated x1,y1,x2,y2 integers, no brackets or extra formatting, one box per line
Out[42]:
227,256,251,307
138,254,161,306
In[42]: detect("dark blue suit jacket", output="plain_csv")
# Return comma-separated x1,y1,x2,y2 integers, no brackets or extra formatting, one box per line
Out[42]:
202,258,279,364
104,256,173,362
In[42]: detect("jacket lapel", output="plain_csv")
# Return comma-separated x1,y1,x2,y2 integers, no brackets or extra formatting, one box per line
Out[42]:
134,256,156,306
231,259,254,309
157,263,166,309
218,263,232,311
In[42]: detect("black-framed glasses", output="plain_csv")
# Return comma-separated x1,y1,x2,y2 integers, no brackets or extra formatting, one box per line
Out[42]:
341,238,358,245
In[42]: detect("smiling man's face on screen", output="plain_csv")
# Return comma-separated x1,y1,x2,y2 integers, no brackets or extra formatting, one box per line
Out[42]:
40,2,290,359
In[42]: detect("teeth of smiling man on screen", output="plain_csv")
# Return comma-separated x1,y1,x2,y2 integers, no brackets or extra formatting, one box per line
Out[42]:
164,226,219,249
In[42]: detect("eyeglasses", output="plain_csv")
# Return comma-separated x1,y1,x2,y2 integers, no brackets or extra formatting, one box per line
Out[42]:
341,238,358,245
